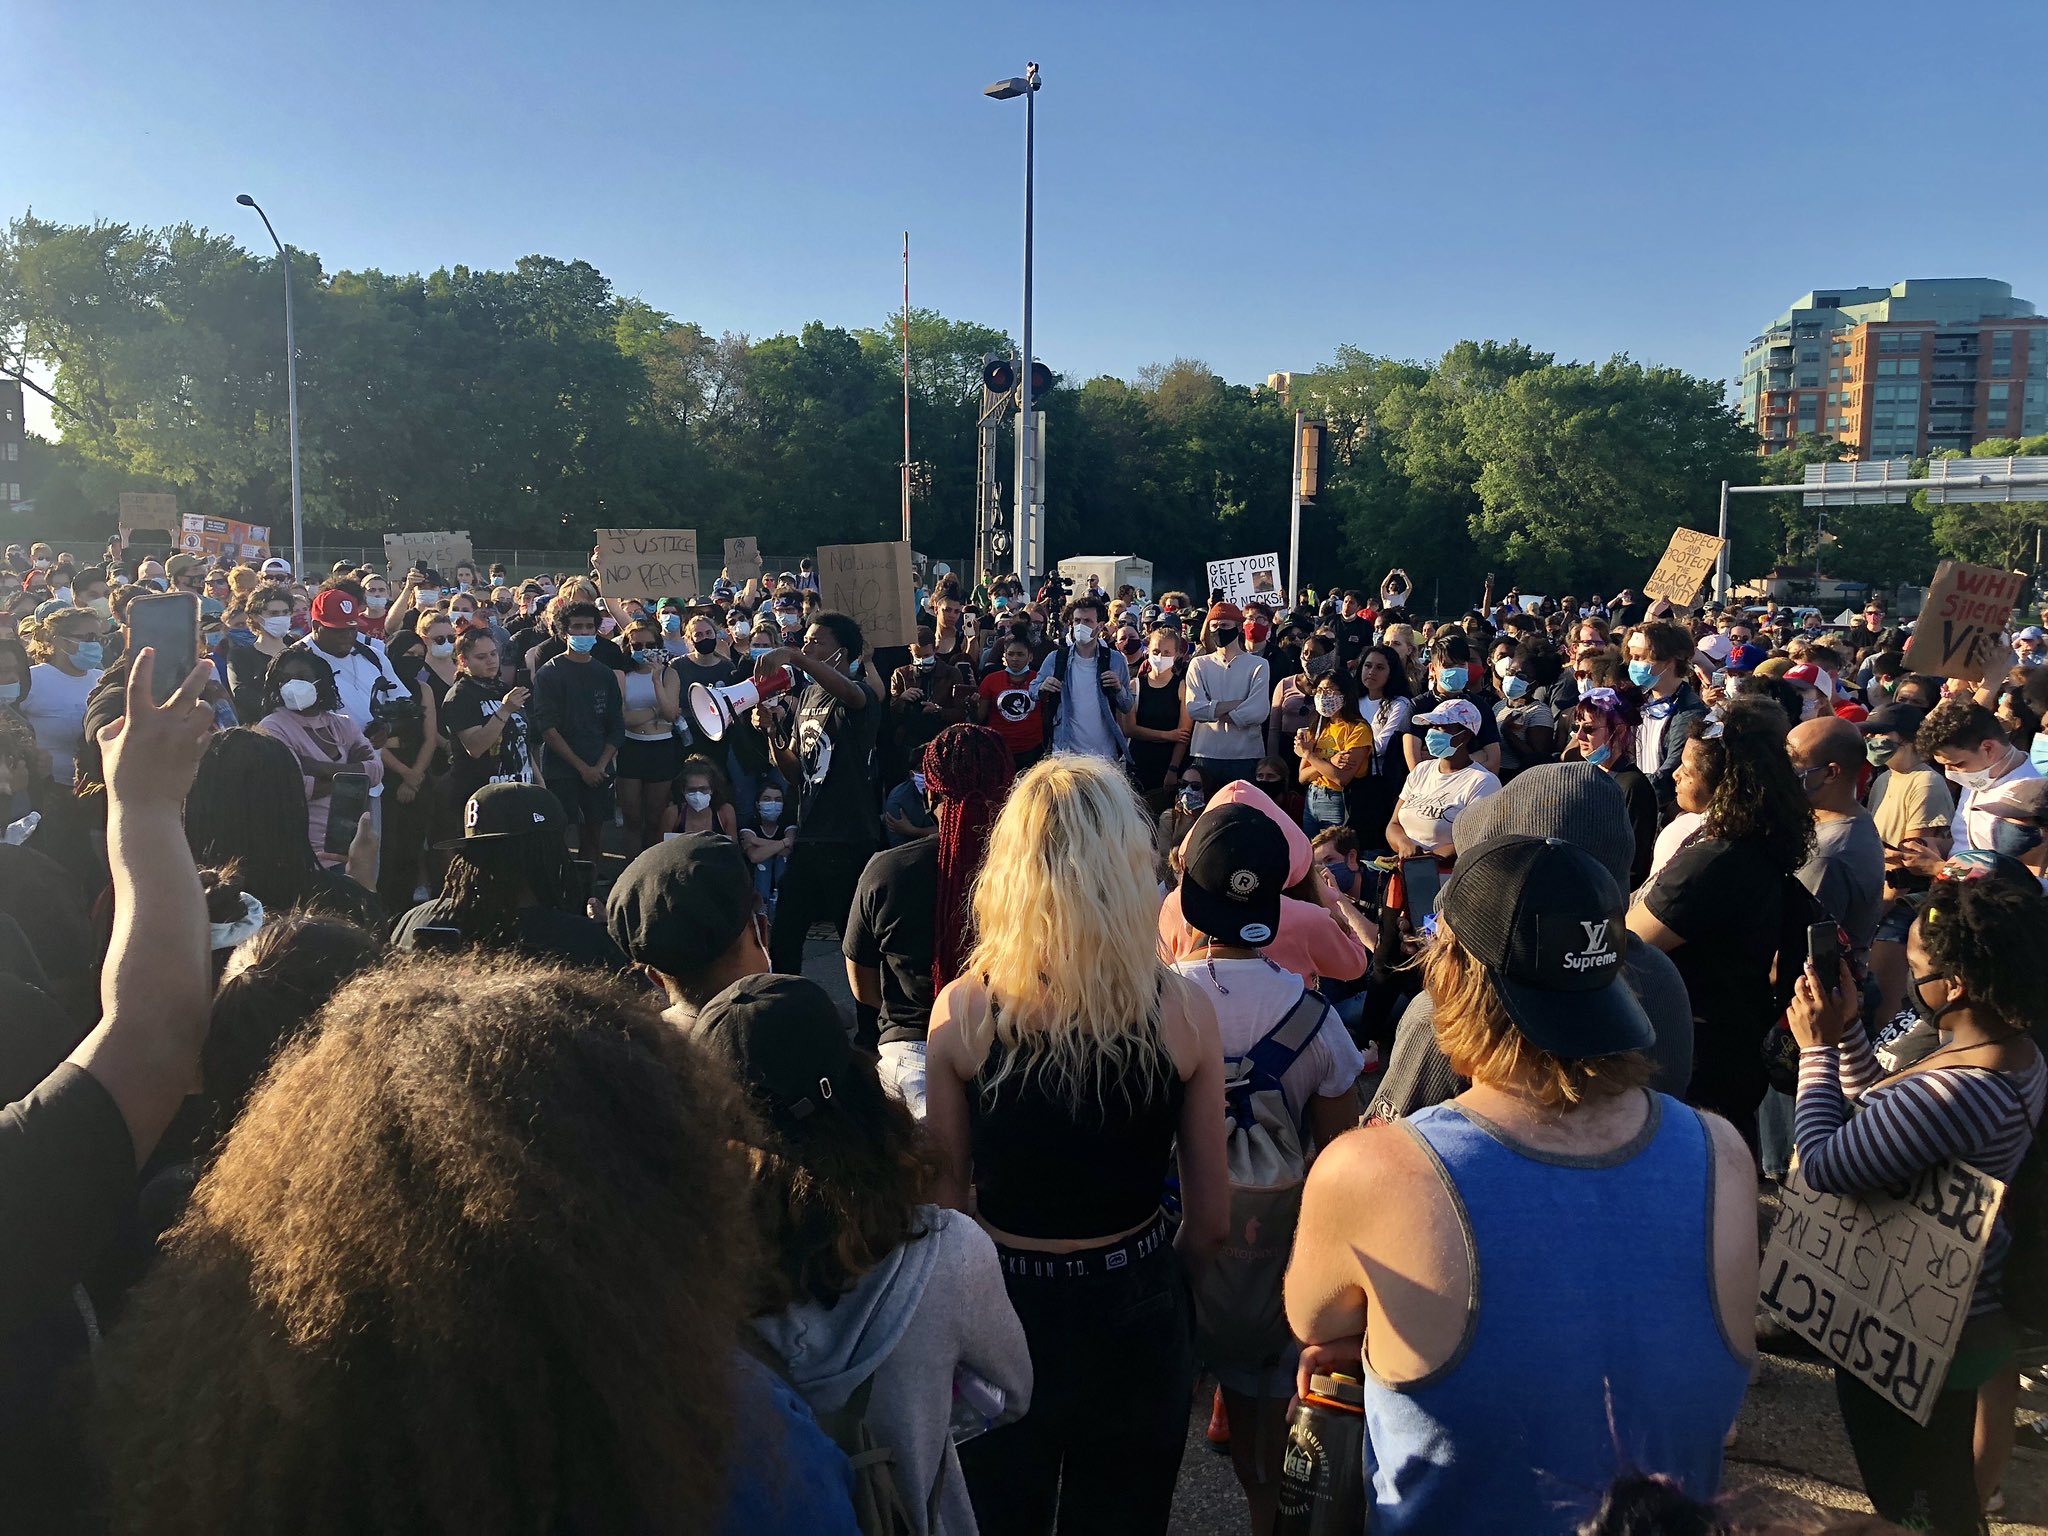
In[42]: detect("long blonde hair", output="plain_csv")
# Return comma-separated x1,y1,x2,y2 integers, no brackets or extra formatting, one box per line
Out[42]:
966,752,1176,1107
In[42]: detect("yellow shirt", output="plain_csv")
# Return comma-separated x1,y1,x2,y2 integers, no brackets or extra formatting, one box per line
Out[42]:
1307,718,1373,791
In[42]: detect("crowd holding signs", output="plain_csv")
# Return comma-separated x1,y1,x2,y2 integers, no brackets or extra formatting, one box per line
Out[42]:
11,502,2048,1536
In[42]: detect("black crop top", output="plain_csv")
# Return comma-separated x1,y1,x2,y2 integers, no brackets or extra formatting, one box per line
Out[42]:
966,1022,1186,1241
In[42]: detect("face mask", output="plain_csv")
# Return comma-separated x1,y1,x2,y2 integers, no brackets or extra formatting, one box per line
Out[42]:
750,645,774,661
1425,728,1458,760
1005,662,1030,678
1305,653,1335,677
1438,666,1469,694
1246,622,1270,647
1492,655,1515,680
2031,736,2048,778
146,578,168,591
1952,762,1996,792
1992,819,2044,858
280,678,320,712
1866,737,1900,769
457,583,473,594
566,633,599,654
757,798,783,821
1313,692,1342,718
598,617,618,636
1147,654,1176,677
1176,787,1205,812
31,558,50,570
1070,623,1096,646
366,594,389,612
912,772,928,795
1326,861,1357,893
1211,626,1239,649
664,614,683,633
261,614,292,637
429,640,455,659
452,609,476,625
731,621,752,639
417,588,441,606
691,636,720,656
628,646,660,665
88,597,113,620
52,587,73,605
0,683,17,705
1627,660,1659,689
1910,971,1966,1032
683,790,712,812
1585,743,1613,768
1503,674,1530,701
914,654,937,669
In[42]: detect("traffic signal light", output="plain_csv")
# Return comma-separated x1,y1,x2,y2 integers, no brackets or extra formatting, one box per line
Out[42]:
982,355,1016,394
1300,420,1328,502
1030,361,1054,396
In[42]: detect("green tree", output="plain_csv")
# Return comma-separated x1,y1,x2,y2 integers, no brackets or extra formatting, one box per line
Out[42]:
1922,435,2048,572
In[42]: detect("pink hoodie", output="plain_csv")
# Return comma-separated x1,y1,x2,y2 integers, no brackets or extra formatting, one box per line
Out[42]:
1156,779,1368,984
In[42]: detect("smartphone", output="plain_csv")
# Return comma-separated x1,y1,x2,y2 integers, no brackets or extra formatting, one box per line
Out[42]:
1400,856,1442,922
1807,921,1843,995
324,772,371,856
570,858,595,909
409,925,466,953
126,592,200,706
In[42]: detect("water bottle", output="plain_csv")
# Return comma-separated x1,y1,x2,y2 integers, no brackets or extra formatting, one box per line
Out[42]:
948,1366,1007,1443
1275,1371,1367,1535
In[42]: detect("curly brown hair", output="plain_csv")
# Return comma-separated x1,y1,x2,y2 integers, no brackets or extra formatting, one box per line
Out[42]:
1686,694,1814,872
95,955,760,1536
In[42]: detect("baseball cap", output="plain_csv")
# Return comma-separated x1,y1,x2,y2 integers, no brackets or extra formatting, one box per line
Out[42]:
1974,777,2048,824
1415,698,1483,734
605,833,755,977
1207,600,1245,626
1726,642,1767,674
1177,803,1287,949
308,589,360,629
434,782,565,850
1862,702,1927,738
1695,632,1733,666
1441,833,1652,1060
1782,662,1833,698
694,974,852,1135
165,552,204,581
2020,626,2046,643
260,557,292,578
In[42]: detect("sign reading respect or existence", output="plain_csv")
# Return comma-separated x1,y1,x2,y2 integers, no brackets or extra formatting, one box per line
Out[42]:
817,540,915,651
1643,528,1727,606
723,536,762,583
118,492,181,537
593,528,700,603
1760,1159,2004,1426
384,531,475,578
1206,552,1282,607
1903,560,2030,683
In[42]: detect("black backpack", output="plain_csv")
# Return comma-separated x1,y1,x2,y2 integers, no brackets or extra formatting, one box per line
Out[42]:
1759,873,1832,1094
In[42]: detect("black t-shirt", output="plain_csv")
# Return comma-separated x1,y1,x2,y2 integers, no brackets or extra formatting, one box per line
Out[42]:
0,1064,133,1335
531,655,624,776
441,675,532,804
1335,616,1375,665
792,675,881,847
1644,836,1786,1141
843,839,938,1046
391,898,628,972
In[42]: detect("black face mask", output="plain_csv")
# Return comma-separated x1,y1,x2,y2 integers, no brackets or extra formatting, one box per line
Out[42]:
1211,627,1239,649
692,636,720,655
1910,971,1964,1032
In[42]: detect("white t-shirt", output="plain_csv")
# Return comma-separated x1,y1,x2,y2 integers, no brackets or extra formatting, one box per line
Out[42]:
1645,811,1705,891
1956,750,2042,853
1172,956,1365,1128
1395,759,1500,853
292,635,408,727
22,663,102,784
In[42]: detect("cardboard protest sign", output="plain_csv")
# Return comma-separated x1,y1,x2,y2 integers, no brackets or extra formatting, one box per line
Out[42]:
1760,1159,2004,1426
723,536,762,583
179,514,270,561
383,531,474,579
118,492,180,538
1206,552,1281,607
1902,560,2029,683
593,529,701,603
1643,528,1726,606
818,541,915,650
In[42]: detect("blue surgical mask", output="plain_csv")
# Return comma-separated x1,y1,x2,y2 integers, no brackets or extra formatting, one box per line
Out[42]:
757,797,783,821
1993,819,2044,858
1586,743,1613,768
1438,666,1469,693
2031,735,2048,778
1627,660,1659,689
1326,861,1357,894
1503,674,1529,700
750,645,773,661
1425,728,1457,759
566,633,599,655
70,640,104,670
634,648,663,665
663,614,682,633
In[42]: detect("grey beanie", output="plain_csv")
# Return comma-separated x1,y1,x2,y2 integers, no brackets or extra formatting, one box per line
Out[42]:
1450,762,1634,890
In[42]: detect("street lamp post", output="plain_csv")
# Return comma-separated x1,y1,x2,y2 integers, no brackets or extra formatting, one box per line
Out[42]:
236,194,304,578
985,63,1040,585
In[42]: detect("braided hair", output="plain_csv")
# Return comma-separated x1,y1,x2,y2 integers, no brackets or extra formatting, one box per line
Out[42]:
921,724,1014,994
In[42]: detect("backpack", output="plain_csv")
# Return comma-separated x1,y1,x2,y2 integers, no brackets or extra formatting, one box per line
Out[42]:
749,1340,929,1536
1192,987,1332,1369
1759,873,1832,1094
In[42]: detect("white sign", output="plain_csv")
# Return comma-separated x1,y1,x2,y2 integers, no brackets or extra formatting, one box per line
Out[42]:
1206,552,1282,607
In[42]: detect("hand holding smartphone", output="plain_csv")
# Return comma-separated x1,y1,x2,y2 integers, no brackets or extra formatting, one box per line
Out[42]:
126,593,200,707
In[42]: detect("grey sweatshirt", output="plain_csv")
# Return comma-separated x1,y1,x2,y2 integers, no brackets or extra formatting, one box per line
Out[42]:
753,1206,1032,1536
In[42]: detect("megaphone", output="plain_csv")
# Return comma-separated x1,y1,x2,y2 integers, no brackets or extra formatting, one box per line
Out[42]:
688,666,796,742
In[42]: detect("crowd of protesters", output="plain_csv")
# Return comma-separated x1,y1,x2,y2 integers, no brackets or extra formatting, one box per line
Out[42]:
4,532,2048,1535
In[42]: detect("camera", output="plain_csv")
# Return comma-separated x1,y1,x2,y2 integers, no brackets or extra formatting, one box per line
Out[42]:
369,678,424,729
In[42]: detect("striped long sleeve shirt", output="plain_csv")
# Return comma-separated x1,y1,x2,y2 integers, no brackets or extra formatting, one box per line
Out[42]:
1795,1023,2046,1315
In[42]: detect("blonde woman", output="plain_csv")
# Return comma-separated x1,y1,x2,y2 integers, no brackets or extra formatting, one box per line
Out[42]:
1381,621,1424,692
926,753,1229,1536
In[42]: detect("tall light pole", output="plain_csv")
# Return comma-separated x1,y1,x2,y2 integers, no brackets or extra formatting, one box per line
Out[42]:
985,63,1040,585
236,194,304,578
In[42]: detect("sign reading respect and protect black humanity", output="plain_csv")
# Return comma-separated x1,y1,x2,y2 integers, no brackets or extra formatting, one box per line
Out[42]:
1643,528,1726,606
594,529,701,604
1760,1158,2004,1426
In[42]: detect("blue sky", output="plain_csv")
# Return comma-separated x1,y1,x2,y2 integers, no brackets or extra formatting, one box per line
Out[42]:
10,0,2048,437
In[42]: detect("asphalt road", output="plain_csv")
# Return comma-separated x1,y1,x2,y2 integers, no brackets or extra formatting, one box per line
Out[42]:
793,935,2048,1534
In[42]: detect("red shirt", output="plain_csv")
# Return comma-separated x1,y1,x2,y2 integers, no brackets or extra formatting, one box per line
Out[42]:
977,668,1045,754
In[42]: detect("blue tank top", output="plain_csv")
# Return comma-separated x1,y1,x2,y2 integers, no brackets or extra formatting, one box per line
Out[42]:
1359,1091,1750,1534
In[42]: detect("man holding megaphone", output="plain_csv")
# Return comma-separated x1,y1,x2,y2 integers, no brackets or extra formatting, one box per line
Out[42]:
736,610,881,987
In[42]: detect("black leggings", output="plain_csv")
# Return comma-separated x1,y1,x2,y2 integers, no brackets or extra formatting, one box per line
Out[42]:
1833,1367,1984,1536
766,838,871,971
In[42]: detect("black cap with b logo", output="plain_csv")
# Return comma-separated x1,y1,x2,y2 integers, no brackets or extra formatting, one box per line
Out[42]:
1440,833,1653,1060
434,782,564,849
